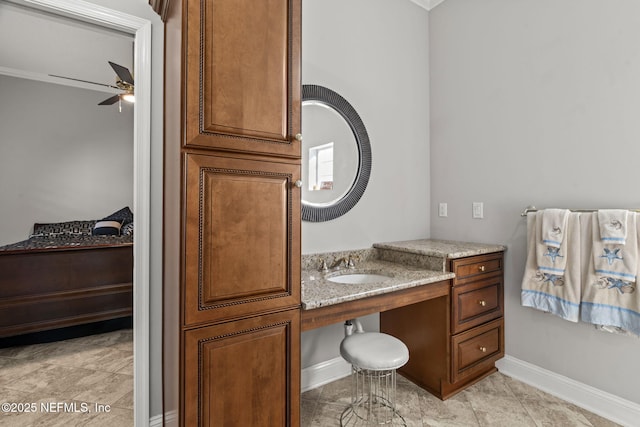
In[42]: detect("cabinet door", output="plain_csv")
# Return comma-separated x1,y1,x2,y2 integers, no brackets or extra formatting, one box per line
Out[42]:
184,153,301,326
184,0,301,157
184,309,300,426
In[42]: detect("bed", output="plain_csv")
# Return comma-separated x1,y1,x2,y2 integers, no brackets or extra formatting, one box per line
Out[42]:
0,208,134,338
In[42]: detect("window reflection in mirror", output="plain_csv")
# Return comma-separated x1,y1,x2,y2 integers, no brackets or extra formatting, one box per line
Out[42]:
301,101,358,207
308,142,334,191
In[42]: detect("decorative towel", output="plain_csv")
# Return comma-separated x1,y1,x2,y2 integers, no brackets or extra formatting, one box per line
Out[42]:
536,211,568,276
597,209,628,244
522,211,581,322
592,212,637,283
581,212,640,336
541,209,570,248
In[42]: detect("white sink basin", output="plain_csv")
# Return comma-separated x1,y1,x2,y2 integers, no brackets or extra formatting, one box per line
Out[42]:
327,273,393,284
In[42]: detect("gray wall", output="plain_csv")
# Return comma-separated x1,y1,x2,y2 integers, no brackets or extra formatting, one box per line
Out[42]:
301,0,430,367
430,0,640,404
80,0,165,418
0,76,133,246
0,2,134,84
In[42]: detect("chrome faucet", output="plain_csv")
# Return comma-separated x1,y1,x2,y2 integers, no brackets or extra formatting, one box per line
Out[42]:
329,257,347,270
330,255,356,270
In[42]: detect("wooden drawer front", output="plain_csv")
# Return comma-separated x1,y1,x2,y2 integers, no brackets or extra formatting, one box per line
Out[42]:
184,153,301,326
452,277,503,334
451,253,503,285
451,318,504,383
184,309,300,427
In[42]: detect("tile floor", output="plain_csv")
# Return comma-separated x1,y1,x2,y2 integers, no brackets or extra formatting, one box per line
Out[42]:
0,331,622,427
0,329,133,426
302,372,621,427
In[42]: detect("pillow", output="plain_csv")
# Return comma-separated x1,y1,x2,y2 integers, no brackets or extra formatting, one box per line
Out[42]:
121,222,134,236
102,207,133,225
32,220,96,237
92,220,122,236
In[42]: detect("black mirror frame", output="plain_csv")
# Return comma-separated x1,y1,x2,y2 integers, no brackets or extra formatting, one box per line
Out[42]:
301,85,372,222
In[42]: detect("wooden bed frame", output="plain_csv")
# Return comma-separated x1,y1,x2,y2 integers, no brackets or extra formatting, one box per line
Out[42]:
0,243,133,338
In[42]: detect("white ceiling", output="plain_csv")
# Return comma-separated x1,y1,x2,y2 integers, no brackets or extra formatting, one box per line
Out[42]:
0,2,133,93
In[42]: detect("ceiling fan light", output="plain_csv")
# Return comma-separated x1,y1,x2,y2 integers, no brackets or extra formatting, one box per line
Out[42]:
122,93,135,103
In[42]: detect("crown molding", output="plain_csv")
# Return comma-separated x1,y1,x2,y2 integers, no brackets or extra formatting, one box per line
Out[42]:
148,0,169,22
409,0,447,11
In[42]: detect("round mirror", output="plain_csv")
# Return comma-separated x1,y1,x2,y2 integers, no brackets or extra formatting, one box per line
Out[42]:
301,85,371,222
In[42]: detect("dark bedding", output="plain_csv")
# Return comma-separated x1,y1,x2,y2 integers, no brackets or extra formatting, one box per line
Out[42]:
0,207,134,253
0,234,133,252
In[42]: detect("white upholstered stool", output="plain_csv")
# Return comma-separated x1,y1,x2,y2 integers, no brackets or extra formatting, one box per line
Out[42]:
339,330,409,426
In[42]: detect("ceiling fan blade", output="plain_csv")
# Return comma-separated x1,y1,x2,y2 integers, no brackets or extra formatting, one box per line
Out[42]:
98,94,121,105
49,74,119,89
108,61,134,86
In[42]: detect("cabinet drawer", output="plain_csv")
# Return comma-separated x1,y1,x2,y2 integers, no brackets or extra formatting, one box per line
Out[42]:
451,276,503,334
451,318,504,383
451,253,503,285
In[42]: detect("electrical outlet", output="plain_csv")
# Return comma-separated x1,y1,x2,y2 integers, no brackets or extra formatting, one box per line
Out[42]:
472,202,484,219
439,203,448,217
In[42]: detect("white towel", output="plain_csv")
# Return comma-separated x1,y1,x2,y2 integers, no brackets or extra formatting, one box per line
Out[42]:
522,212,581,322
592,212,637,283
536,211,568,276
541,209,570,248
597,209,628,244
581,212,640,336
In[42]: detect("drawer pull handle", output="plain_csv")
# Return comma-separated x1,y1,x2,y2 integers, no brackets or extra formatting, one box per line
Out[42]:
479,346,487,353
478,300,487,307
478,265,486,272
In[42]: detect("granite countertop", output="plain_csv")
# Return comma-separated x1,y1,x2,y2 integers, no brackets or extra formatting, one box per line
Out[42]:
301,239,505,311
301,259,454,310
373,239,506,259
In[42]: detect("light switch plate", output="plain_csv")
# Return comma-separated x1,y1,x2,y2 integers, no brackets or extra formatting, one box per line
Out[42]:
439,203,447,217
472,202,484,219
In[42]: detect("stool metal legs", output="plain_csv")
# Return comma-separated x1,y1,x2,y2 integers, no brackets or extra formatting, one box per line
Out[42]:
340,366,407,426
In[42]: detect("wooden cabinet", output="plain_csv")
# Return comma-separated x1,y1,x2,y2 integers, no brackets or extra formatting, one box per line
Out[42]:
184,0,301,158
164,0,301,425
183,153,300,327
381,252,504,400
183,309,300,426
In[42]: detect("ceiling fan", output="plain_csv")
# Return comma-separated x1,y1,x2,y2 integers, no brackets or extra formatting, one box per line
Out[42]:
50,61,134,111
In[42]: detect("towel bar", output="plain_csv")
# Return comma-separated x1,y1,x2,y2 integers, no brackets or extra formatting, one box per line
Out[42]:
521,205,640,217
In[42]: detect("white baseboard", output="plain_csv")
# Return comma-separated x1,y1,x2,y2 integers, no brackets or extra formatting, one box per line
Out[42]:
496,355,640,427
301,356,352,393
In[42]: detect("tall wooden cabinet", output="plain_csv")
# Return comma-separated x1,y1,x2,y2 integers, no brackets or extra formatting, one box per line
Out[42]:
164,0,301,425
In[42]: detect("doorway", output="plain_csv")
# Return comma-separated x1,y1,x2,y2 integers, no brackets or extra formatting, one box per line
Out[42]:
0,0,152,425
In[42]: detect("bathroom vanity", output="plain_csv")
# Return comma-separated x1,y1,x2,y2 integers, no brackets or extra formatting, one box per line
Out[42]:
302,239,505,400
